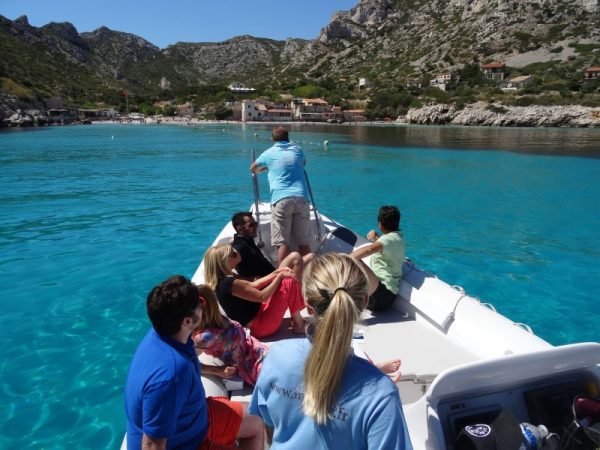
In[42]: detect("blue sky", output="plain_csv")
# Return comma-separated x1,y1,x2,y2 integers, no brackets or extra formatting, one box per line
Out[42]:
1,0,358,48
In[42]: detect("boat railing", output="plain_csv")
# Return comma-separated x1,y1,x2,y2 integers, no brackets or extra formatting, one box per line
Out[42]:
304,169,322,241
250,149,264,248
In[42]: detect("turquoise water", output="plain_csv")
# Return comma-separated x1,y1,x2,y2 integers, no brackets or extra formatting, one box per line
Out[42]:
1,123,599,449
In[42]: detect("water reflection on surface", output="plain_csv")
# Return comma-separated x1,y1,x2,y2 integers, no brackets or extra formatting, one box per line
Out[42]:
252,123,600,157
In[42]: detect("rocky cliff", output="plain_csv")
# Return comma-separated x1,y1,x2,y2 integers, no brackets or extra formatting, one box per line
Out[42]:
0,14,289,93
290,0,600,79
403,102,600,127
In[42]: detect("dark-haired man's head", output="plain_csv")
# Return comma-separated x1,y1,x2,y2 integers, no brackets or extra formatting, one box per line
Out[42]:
146,275,200,336
232,212,258,238
378,205,401,232
272,126,289,142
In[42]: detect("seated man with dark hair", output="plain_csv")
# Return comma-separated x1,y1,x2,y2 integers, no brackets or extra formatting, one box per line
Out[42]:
231,211,311,280
351,205,405,311
124,274,264,450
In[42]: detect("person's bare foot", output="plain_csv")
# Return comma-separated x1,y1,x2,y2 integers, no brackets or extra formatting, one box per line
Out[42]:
376,359,401,383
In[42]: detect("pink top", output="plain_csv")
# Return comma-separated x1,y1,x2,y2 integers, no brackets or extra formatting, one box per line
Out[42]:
193,318,268,386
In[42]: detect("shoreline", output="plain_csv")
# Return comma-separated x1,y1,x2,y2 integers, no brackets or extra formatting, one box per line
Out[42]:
3,103,600,130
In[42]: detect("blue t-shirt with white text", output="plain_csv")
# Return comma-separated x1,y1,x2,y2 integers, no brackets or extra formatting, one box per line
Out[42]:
249,338,413,450
255,141,308,204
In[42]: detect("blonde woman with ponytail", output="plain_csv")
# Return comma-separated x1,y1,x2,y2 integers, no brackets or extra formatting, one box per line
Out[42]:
249,253,413,449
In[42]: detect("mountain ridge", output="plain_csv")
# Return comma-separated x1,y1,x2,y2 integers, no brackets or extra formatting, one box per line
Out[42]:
0,0,598,118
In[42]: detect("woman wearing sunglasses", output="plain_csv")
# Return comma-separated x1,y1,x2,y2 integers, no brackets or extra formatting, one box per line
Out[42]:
204,244,305,338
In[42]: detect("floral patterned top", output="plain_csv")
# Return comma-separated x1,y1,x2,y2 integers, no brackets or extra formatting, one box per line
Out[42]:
193,317,268,386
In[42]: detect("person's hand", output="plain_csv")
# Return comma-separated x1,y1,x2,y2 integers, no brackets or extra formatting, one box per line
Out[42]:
366,230,380,241
279,269,297,280
220,366,237,378
275,267,296,279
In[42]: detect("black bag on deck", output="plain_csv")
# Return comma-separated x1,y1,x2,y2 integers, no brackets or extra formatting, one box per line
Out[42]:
560,395,600,450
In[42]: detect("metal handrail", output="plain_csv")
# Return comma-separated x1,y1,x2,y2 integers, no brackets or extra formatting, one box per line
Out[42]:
304,169,322,241
250,149,264,247
514,322,534,334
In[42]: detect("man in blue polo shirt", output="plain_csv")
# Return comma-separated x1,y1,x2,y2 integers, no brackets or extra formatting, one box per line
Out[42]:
250,127,314,266
124,275,264,450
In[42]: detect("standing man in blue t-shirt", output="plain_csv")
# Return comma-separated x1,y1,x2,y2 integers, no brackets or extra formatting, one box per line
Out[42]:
251,127,314,265
124,275,264,450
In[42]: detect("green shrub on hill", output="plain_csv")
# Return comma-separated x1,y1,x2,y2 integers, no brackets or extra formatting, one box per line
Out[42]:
292,85,322,98
545,24,569,43
0,78,34,100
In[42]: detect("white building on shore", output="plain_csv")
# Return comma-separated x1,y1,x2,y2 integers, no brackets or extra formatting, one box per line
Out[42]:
242,98,345,122
290,98,341,122
228,82,256,93
241,100,292,122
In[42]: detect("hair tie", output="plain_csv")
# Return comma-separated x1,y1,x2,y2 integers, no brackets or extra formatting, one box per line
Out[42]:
333,287,347,296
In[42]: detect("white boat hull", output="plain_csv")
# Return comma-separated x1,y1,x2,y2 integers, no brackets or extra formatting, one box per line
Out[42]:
148,201,600,450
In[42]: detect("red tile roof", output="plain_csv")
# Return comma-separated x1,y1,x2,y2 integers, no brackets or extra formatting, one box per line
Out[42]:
481,63,505,69
585,67,600,72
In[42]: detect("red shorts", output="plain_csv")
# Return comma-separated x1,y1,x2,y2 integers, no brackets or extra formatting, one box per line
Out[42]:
249,277,305,338
198,397,243,450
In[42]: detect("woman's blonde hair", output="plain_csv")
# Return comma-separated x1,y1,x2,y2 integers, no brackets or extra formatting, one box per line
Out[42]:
196,284,226,329
301,253,369,424
203,244,233,291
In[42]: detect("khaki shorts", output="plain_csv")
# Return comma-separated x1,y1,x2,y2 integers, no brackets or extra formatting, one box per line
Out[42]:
271,197,311,248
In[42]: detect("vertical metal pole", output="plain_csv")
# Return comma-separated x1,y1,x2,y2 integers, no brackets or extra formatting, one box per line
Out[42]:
304,169,322,241
251,149,264,247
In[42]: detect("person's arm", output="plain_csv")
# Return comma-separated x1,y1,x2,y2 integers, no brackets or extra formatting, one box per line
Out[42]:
231,272,289,303
142,434,166,450
351,240,384,260
250,267,294,289
250,161,267,173
366,230,380,241
200,363,237,378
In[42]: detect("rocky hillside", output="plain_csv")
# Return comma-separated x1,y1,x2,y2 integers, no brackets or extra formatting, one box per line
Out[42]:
290,0,600,82
0,0,598,107
0,15,288,96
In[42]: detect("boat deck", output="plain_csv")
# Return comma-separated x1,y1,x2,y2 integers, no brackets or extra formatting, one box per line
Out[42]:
358,308,477,378
203,302,479,406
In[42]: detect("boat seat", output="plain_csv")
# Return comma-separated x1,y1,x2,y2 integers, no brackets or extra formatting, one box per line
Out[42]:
355,307,478,382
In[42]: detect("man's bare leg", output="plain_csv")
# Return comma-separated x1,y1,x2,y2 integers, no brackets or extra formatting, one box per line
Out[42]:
280,250,316,282
236,408,265,450
302,252,315,266
276,244,290,266
279,251,303,280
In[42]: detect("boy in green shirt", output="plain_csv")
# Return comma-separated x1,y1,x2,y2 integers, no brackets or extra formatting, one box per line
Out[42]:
351,206,405,311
